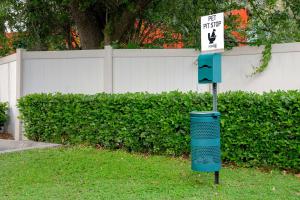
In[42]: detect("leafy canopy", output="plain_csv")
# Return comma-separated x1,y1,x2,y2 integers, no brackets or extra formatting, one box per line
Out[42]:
0,0,299,56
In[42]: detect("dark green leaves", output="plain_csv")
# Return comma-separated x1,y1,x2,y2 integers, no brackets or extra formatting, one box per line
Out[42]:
18,91,300,171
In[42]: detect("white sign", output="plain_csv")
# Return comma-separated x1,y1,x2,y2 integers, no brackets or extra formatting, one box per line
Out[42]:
201,12,224,52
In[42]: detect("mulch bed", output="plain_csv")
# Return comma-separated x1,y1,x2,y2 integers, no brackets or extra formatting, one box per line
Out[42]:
0,133,14,140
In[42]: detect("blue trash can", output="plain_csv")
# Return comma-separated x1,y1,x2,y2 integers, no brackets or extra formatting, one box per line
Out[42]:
190,111,221,172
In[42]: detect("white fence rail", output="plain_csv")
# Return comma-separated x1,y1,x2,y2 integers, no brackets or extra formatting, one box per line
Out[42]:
1,42,300,140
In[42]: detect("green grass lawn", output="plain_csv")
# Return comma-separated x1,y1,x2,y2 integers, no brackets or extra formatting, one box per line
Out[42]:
0,147,299,200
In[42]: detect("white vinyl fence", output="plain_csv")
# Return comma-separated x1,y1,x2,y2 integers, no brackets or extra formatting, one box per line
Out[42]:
0,53,18,139
1,42,300,140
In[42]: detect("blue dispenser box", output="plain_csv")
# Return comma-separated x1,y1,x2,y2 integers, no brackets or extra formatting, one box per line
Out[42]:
198,53,221,84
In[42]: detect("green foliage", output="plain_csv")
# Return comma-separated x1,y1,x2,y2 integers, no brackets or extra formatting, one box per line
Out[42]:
0,34,11,57
251,42,272,75
1,0,299,53
247,0,300,45
219,91,300,171
0,0,73,52
18,91,300,171
247,0,300,74
143,0,243,49
0,102,8,125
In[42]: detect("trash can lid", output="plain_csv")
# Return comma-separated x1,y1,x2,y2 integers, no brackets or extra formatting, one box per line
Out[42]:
190,111,220,117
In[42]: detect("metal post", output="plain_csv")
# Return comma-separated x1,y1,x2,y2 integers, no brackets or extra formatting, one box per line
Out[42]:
214,171,219,184
212,83,217,112
212,83,219,184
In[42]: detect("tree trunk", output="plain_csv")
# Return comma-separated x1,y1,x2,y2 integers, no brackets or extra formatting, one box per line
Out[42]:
0,20,5,35
109,9,137,42
69,0,153,47
69,1,104,49
104,0,153,44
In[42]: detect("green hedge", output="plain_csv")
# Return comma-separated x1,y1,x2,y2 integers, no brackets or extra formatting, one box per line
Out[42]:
0,102,8,126
18,91,300,171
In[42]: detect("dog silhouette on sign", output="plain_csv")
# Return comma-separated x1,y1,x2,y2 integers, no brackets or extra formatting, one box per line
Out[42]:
208,29,216,44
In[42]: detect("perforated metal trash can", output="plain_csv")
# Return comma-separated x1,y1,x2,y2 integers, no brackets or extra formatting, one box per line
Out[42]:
190,111,221,172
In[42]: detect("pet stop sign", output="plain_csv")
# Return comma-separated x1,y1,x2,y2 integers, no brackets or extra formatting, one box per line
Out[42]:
201,12,224,52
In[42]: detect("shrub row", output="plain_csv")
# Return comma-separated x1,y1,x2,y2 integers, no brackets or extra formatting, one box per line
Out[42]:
0,102,8,126
18,91,300,171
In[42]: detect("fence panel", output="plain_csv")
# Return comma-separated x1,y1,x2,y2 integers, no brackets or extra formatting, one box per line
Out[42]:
113,49,199,93
22,50,105,95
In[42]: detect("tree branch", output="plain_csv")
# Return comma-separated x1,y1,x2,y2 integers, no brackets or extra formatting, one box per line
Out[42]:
248,0,276,34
